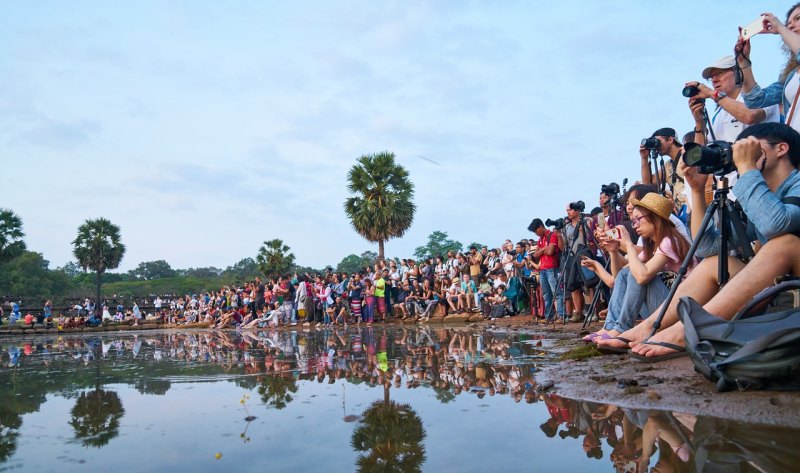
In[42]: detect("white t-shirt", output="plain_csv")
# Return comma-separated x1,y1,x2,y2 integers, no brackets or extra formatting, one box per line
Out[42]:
785,73,800,133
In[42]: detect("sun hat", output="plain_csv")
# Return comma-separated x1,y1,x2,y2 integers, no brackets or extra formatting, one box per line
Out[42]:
630,192,674,224
702,55,736,80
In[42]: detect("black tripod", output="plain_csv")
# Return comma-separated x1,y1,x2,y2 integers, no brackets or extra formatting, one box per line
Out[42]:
556,217,596,325
647,177,753,336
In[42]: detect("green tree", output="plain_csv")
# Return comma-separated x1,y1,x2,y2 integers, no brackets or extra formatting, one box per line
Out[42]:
69,389,124,447
0,209,26,263
72,218,126,308
336,250,378,274
413,231,462,260
58,261,83,278
256,239,296,278
127,260,176,280
0,252,73,298
467,242,486,251
258,374,298,410
223,257,259,280
344,152,415,261
179,266,222,278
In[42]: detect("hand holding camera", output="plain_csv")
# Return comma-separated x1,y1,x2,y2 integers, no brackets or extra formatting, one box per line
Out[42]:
732,136,764,174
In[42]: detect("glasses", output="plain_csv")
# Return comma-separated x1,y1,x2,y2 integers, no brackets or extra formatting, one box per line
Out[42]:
631,216,648,227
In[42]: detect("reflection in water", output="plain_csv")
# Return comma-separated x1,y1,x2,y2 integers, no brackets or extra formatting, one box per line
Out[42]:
0,328,797,471
539,393,800,472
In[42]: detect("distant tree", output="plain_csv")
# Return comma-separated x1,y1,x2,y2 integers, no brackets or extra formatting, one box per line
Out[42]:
58,261,84,278
0,252,73,298
344,152,415,260
467,242,486,251
0,209,26,263
223,258,259,280
258,375,298,410
256,239,296,278
337,250,380,274
128,260,176,280
72,218,126,308
413,231,462,260
179,267,223,279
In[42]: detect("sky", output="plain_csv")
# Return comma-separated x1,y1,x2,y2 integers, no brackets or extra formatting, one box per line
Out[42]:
0,0,791,272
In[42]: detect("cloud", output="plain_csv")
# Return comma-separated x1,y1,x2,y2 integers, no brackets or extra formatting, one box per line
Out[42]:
8,117,100,150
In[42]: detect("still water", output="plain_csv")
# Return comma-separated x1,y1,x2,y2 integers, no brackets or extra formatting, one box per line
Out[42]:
0,327,797,472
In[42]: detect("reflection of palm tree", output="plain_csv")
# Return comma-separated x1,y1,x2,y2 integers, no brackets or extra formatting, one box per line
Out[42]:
350,386,426,473
69,341,124,448
258,374,298,410
69,389,124,447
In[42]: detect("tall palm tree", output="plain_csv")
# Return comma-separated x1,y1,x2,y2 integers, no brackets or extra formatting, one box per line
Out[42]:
72,218,126,310
256,239,296,278
0,209,26,263
344,152,415,261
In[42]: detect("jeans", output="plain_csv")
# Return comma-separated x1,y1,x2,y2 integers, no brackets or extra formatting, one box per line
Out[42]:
540,268,564,321
604,267,669,333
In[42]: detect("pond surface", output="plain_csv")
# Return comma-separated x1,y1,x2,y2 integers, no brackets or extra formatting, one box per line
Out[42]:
0,327,797,472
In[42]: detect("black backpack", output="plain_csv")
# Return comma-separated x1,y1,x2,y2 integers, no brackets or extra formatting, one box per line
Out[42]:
678,279,800,392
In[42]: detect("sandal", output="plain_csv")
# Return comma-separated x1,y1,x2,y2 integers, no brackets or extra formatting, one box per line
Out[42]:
630,339,688,363
596,336,633,355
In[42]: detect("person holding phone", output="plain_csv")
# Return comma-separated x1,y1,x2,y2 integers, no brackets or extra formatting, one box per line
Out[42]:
739,5,800,132
581,193,696,344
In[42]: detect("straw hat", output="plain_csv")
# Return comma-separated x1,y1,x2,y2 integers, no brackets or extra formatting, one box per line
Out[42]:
630,192,674,224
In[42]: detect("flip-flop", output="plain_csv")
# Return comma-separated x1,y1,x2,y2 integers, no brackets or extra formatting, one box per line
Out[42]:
582,332,611,343
630,340,688,363
596,337,632,355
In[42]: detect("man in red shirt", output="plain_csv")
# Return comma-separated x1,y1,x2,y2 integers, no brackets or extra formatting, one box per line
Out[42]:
529,218,565,323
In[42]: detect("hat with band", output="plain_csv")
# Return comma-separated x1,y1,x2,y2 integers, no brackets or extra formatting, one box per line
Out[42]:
630,192,674,224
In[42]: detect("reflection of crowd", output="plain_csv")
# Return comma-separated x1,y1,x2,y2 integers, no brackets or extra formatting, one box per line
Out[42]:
2,328,545,403
541,394,694,472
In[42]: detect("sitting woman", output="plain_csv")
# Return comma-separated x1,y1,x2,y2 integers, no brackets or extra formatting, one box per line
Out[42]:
581,193,696,343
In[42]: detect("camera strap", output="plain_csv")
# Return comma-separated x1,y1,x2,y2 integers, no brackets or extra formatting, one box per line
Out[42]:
786,84,800,127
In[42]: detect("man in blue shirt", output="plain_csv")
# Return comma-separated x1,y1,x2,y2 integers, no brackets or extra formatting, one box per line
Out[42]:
599,123,800,359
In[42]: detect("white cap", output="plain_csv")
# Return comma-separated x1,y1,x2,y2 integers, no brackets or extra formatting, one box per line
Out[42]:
702,55,736,79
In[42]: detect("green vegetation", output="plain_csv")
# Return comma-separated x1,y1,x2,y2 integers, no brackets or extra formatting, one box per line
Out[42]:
256,239,296,278
344,151,415,261
0,209,26,263
72,218,126,308
413,230,462,260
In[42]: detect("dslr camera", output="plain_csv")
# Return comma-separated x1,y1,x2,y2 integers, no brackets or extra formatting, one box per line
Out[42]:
641,137,661,150
682,85,700,98
683,141,736,176
545,218,565,230
601,182,620,197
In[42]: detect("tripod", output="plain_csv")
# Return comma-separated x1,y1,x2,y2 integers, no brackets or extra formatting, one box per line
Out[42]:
647,177,753,336
556,216,596,324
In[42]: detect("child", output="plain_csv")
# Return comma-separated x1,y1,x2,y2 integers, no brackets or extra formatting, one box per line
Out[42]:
489,285,509,320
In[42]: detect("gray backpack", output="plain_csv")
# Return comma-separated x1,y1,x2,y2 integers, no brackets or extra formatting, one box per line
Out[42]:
678,279,800,392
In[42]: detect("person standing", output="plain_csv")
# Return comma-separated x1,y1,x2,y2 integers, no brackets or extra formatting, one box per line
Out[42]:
529,219,565,323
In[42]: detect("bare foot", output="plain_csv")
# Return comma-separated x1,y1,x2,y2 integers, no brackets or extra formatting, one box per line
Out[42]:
596,322,650,349
631,322,685,357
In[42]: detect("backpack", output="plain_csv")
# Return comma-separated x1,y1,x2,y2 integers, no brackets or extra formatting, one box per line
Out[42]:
678,279,800,392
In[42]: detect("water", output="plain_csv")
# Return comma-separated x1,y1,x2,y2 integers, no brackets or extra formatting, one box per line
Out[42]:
0,327,797,472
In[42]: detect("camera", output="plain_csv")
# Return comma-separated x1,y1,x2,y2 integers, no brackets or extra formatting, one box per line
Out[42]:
601,182,620,196
545,218,565,229
683,140,736,176
641,137,661,150
682,85,700,98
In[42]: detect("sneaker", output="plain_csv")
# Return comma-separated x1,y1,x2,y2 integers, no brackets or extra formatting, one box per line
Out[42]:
303,322,310,327
568,313,585,323
291,322,297,326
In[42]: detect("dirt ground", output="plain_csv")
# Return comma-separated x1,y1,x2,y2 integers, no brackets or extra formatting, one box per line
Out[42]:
489,315,800,428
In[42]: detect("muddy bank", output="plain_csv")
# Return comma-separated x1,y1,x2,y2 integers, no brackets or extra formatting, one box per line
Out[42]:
503,319,800,429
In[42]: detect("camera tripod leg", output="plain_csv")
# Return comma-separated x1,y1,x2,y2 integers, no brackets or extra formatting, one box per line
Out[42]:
649,199,719,336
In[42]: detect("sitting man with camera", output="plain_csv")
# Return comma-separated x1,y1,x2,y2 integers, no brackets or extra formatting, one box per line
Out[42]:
599,122,800,360
640,127,687,213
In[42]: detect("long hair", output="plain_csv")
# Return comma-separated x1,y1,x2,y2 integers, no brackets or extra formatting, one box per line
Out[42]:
636,207,690,264
780,3,800,83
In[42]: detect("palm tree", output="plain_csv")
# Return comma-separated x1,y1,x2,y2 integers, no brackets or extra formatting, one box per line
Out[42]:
256,239,296,278
69,341,124,448
0,209,26,263
72,218,126,310
344,152,415,261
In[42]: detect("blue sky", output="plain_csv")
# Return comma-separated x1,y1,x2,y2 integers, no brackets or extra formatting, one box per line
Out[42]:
1,1,790,271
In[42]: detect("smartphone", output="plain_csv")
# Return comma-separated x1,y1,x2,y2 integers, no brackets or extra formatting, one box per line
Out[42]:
742,16,765,41
606,228,621,240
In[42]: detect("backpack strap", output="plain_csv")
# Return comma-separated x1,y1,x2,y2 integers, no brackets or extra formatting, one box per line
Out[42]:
733,279,800,320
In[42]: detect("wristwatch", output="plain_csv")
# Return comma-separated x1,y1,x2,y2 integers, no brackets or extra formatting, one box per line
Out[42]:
713,91,728,103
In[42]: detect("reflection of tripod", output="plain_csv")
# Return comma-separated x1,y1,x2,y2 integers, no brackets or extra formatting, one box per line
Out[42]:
648,177,753,335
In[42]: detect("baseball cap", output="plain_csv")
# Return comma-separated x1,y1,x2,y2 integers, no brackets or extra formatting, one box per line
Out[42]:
702,55,736,80
651,127,682,146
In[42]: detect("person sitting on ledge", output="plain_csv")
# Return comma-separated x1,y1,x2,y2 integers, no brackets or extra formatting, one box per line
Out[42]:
597,122,800,360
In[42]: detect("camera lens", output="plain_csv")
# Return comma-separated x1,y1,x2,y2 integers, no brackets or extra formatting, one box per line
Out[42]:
682,85,700,98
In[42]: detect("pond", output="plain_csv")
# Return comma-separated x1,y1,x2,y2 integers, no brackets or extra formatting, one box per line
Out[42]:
0,327,797,472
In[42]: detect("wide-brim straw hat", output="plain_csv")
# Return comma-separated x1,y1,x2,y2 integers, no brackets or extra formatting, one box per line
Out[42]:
630,192,674,225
